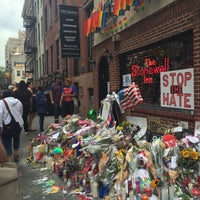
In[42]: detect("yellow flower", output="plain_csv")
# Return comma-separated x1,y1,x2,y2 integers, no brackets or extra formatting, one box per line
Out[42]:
181,149,191,158
116,126,123,131
190,151,199,160
151,178,160,188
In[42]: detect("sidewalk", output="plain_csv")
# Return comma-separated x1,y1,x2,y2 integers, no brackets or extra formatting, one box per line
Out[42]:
17,115,79,200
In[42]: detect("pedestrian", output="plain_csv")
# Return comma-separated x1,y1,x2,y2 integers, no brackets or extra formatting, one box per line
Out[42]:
8,84,16,92
0,137,8,162
50,76,62,123
0,90,23,162
0,84,3,99
60,78,77,117
27,81,37,131
14,80,32,135
72,83,81,114
35,86,48,132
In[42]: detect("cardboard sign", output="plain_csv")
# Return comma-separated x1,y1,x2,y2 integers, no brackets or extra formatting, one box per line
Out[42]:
160,68,194,110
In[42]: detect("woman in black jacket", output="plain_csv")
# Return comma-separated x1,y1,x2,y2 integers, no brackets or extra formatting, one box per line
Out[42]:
35,86,48,132
14,80,32,135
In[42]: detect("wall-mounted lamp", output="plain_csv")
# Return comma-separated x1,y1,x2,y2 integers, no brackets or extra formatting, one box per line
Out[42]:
112,33,120,47
88,56,96,65
103,49,113,60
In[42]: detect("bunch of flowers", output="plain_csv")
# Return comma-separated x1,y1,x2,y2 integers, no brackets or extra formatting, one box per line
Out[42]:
177,148,199,175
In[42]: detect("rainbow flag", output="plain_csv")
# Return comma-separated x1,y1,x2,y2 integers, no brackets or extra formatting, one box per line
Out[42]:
113,0,121,16
84,18,91,36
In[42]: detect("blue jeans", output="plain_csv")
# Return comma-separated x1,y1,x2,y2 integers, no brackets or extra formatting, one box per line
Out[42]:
38,113,45,132
53,102,61,123
1,132,20,156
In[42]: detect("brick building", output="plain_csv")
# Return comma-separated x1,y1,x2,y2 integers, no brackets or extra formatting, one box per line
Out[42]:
22,0,200,133
22,0,95,116
90,0,200,133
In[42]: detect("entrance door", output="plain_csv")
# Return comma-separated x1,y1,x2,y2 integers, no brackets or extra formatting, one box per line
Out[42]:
98,56,109,106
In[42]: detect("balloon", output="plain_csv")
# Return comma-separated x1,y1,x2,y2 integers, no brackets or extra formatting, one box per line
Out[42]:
52,148,63,154
87,109,97,120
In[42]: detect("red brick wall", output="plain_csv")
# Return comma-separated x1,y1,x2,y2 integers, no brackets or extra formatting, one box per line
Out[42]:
92,0,200,131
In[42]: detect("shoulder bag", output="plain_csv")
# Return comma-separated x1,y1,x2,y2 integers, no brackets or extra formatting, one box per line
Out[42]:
2,99,22,137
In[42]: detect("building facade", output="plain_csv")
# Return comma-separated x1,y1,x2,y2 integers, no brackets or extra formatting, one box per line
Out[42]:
90,0,200,132
5,30,26,84
22,0,95,116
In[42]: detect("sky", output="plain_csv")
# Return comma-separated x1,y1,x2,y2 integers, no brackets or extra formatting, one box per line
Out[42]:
0,0,25,67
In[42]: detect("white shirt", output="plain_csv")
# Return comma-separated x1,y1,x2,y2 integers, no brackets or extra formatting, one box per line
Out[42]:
0,97,24,128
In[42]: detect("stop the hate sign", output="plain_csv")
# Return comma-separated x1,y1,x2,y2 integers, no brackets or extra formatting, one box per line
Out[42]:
160,68,194,110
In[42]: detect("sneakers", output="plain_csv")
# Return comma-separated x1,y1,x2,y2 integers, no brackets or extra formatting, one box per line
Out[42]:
25,131,29,135
13,155,19,162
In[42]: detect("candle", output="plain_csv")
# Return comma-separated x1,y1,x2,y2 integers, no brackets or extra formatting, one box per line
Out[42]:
141,193,149,200
109,190,115,200
122,186,126,200
92,181,98,198
129,190,134,200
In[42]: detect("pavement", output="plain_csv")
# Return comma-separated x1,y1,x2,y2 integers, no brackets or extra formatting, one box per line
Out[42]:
17,115,79,200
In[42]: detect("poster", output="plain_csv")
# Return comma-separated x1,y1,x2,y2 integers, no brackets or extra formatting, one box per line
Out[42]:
126,116,147,141
160,68,194,110
123,74,131,87
101,101,112,121
194,121,200,136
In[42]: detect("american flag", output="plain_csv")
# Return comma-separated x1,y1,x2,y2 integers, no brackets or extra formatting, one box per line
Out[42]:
118,82,143,110
106,111,115,128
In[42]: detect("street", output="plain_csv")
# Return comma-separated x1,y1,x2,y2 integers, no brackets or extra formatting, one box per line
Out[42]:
17,115,79,200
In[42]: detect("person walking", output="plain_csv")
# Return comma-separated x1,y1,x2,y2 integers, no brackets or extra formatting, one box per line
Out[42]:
50,76,62,123
27,81,37,131
60,78,77,117
35,86,48,132
14,80,32,135
0,84,3,99
0,90,23,162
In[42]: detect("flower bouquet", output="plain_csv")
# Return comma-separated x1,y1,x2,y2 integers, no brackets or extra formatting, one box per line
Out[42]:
177,148,199,175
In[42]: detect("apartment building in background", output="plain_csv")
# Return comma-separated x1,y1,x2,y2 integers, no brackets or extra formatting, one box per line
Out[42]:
5,30,26,84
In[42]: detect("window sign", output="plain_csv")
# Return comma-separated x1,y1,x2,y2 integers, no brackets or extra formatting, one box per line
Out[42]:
122,30,193,106
160,68,194,110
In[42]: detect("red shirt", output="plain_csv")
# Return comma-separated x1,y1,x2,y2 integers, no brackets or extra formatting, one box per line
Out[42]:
63,87,73,102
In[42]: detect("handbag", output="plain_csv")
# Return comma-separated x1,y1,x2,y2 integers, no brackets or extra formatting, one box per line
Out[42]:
2,99,22,137
72,96,81,107
0,162,21,200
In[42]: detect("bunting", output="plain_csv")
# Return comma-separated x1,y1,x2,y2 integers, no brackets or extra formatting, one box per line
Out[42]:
84,0,145,36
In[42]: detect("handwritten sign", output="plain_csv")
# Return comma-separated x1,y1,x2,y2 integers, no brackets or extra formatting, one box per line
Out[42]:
160,68,194,110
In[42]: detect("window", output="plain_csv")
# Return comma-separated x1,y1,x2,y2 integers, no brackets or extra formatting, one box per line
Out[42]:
56,39,60,70
74,58,79,76
44,7,47,32
41,17,44,39
38,23,40,44
37,0,39,11
49,1,53,26
46,50,48,74
17,71,20,76
50,45,53,72
55,0,59,17
42,54,44,76
121,30,193,107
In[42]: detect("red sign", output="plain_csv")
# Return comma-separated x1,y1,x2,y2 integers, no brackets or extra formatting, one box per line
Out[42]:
131,57,169,83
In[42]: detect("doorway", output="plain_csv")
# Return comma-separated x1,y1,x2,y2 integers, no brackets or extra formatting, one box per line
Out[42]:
98,56,109,107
